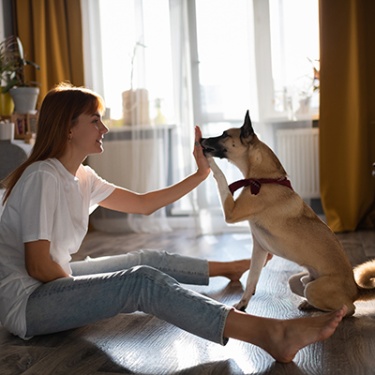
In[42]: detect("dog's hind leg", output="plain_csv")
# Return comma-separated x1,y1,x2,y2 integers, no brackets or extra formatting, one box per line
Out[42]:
302,277,356,316
234,236,269,311
289,272,318,311
289,271,313,297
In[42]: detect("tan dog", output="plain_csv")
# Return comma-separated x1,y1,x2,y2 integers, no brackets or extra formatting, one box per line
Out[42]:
200,110,375,316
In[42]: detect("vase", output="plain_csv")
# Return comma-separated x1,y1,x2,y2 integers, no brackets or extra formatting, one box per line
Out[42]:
122,88,150,126
9,87,39,114
0,90,15,117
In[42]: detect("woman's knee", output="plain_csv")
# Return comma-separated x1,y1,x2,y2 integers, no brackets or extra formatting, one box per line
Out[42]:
126,264,172,284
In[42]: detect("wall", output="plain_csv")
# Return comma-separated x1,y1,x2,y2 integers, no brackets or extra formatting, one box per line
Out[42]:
0,0,13,40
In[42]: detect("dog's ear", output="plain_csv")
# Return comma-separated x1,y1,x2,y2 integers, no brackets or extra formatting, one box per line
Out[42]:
240,110,255,139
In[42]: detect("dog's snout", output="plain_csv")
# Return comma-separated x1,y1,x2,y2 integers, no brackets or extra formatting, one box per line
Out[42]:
199,138,211,153
199,135,227,158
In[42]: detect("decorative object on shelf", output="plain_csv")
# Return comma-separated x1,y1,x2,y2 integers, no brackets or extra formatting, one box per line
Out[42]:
153,98,167,125
0,35,40,114
11,112,38,140
122,88,150,126
0,90,14,117
0,119,14,141
122,41,150,126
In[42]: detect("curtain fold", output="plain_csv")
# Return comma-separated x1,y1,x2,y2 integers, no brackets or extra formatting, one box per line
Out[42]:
13,0,84,108
319,0,375,232
82,0,173,234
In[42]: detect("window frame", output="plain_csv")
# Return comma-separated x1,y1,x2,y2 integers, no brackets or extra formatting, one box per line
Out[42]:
186,0,318,125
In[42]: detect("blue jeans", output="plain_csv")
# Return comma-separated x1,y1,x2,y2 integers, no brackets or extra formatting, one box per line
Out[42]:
25,250,231,345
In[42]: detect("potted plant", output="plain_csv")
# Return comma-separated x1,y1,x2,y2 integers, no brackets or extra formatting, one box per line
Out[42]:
0,36,17,116
0,36,40,115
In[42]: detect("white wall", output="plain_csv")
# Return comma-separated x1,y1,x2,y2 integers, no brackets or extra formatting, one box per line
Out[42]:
0,0,5,41
0,0,13,40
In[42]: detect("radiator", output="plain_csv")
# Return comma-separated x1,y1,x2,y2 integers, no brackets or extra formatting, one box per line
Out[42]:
276,127,320,199
86,126,174,233
88,126,174,190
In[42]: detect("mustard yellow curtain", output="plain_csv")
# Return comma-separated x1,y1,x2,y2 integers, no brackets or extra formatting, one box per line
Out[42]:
13,0,84,109
319,0,375,232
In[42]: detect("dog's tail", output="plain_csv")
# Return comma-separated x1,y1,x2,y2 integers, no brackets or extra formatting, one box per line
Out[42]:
354,259,375,301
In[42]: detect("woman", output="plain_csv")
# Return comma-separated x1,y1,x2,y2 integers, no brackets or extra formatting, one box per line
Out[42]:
0,83,346,364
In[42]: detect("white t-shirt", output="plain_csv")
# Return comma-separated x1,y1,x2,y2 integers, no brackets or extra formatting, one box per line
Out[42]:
0,159,116,338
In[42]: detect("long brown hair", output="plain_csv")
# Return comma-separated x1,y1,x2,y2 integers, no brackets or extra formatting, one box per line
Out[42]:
2,82,105,203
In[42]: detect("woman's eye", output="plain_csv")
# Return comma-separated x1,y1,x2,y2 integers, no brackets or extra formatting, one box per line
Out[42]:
92,120,100,129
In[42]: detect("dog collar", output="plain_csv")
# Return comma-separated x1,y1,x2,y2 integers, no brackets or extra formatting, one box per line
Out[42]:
228,177,293,195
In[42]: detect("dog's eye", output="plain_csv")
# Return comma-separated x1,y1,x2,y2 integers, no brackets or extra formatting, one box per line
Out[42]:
222,131,229,138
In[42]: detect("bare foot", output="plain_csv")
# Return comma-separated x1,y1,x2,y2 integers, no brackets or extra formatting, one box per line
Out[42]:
209,259,250,282
209,254,273,282
260,305,348,363
222,259,251,282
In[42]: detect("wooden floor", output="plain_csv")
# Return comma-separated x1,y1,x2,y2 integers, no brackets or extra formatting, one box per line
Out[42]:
1,228,375,375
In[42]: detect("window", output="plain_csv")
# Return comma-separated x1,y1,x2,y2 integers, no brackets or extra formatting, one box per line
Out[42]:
83,0,320,126
269,0,320,118
83,0,174,124
191,0,319,124
81,0,320,227
193,0,254,123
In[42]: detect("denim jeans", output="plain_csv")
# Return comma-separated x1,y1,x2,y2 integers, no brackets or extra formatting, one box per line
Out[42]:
25,250,231,345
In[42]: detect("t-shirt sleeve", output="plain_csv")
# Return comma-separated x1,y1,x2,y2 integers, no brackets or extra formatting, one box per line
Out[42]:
20,170,58,243
82,165,116,209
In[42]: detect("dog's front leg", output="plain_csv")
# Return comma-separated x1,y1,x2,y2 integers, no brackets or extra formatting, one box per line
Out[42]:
235,235,269,311
208,157,235,218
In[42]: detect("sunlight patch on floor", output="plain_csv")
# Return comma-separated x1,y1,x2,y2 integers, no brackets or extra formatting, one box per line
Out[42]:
172,338,201,370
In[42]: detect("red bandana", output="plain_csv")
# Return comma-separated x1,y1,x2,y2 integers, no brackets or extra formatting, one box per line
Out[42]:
228,177,293,195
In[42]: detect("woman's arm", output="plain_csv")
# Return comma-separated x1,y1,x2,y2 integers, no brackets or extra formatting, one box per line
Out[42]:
25,240,70,282
99,126,210,215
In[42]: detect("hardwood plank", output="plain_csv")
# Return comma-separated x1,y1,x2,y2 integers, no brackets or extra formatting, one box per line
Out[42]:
0,345,54,375
359,230,375,258
336,231,367,267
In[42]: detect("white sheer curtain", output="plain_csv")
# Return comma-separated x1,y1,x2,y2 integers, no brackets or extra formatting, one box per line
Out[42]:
81,0,207,234
82,0,179,233
81,0,252,235
120,1,171,233
168,0,242,235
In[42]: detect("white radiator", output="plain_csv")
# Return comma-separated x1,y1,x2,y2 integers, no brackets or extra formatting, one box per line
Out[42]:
86,126,175,233
88,126,173,190
276,127,320,199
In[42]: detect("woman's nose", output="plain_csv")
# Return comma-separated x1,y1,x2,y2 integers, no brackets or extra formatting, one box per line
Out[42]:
101,121,109,134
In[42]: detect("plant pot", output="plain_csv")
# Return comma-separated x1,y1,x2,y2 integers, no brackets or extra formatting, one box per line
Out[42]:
0,90,15,117
9,87,40,114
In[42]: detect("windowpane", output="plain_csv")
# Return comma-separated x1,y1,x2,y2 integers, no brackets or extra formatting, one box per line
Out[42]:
98,0,174,123
99,1,135,120
195,0,253,122
270,0,320,115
